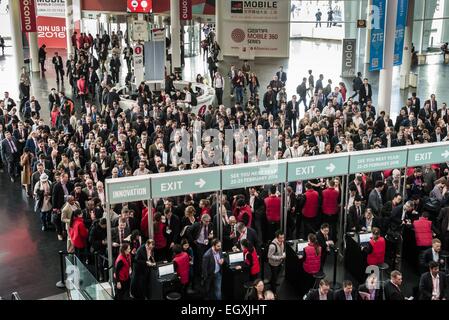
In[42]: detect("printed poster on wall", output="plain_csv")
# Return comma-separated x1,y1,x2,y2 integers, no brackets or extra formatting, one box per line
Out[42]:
222,0,290,58
36,0,67,48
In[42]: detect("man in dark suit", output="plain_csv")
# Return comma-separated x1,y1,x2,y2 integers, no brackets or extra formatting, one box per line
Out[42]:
87,67,100,99
419,261,447,300
305,279,334,300
425,94,438,113
165,208,181,247
235,222,261,254
189,214,214,288
202,239,224,300
48,88,60,113
1,131,20,182
411,92,421,114
384,270,405,300
286,96,300,134
52,52,64,83
276,66,287,86
347,195,366,232
334,280,358,300
359,78,372,105
3,91,17,112
419,239,448,273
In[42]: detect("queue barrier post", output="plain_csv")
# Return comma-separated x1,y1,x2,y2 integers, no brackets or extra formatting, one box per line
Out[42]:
56,250,67,289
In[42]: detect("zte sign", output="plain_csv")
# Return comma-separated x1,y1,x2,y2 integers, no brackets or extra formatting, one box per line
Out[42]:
20,0,38,32
127,0,153,13
180,0,192,21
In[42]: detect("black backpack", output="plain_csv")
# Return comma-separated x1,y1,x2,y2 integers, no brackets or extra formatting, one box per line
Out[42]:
190,92,198,106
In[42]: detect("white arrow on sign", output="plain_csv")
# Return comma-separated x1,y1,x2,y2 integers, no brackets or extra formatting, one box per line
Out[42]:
326,163,336,173
442,150,449,159
195,179,206,188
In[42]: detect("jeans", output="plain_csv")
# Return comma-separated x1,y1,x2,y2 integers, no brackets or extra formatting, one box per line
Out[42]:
235,86,244,104
40,210,51,228
214,272,222,300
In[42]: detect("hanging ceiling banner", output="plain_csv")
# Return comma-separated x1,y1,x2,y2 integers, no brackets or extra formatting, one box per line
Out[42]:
180,0,193,20
20,0,38,32
369,0,386,71
393,0,408,66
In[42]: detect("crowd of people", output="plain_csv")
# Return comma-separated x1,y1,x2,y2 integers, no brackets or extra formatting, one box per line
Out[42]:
1,24,449,300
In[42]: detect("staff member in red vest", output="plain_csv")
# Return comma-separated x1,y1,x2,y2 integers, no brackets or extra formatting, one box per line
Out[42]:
172,244,190,296
114,243,132,300
363,227,386,266
321,179,340,241
264,185,281,241
301,233,322,276
241,239,261,281
302,182,319,237
413,212,435,251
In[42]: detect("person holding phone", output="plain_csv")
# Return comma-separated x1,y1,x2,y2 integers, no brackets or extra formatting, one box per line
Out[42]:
202,239,224,300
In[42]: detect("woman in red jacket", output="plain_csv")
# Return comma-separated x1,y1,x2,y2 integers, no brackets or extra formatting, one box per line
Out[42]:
172,244,190,296
77,75,87,107
50,104,60,128
241,239,260,280
153,213,167,261
114,243,131,300
69,209,89,258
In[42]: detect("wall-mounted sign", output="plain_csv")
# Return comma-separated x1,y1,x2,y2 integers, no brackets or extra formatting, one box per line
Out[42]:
127,0,153,13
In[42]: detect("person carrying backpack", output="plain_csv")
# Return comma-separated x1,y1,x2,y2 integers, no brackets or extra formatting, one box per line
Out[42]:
267,230,285,294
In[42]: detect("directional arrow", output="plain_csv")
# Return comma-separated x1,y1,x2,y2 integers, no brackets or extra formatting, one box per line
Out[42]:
195,179,206,188
442,150,449,159
325,163,336,173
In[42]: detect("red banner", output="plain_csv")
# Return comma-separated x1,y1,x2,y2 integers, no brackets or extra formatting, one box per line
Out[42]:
37,16,66,49
20,0,37,32
127,0,153,13
180,0,192,20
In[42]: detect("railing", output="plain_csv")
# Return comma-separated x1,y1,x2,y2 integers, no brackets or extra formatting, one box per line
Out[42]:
11,292,21,300
56,251,113,300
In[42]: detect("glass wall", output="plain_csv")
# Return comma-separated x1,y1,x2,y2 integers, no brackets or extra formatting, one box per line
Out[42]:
183,23,200,57
290,0,345,40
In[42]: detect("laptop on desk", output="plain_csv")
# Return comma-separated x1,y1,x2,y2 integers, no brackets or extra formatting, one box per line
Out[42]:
227,251,244,270
157,262,176,281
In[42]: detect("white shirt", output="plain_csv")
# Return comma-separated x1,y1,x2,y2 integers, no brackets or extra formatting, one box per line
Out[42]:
432,273,440,299
432,248,439,262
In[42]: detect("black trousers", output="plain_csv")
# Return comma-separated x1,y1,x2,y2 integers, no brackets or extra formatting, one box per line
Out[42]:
269,264,282,294
6,154,19,179
301,216,317,239
55,68,64,82
115,279,130,300
215,88,223,105
267,221,280,243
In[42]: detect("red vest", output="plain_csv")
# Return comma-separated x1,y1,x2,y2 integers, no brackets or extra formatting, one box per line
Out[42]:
244,248,260,276
367,237,386,266
413,218,433,247
237,205,253,228
264,196,281,222
322,187,339,215
302,189,319,218
303,243,321,274
173,252,190,285
154,222,167,249
114,254,131,282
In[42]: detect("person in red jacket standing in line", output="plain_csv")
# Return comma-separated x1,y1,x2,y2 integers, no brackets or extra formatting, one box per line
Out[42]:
302,183,319,238
77,74,87,110
413,212,435,251
114,243,132,300
153,213,167,261
264,185,281,241
172,244,190,297
69,209,89,259
363,227,386,266
321,179,340,241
